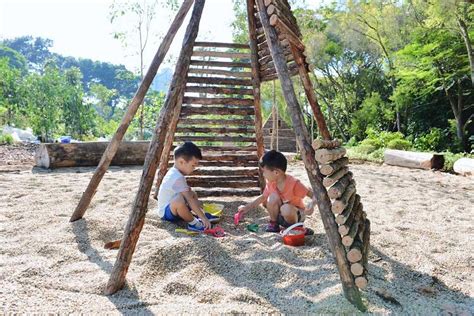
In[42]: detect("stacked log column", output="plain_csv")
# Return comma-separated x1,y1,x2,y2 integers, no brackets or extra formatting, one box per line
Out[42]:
313,139,371,290
256,0,309,82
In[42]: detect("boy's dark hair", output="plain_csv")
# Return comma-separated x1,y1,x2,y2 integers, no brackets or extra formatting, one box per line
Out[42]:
174,142,202,161
260,150,287,172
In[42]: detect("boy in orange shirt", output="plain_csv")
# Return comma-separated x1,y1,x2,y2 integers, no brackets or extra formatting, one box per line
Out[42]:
238,150,317,233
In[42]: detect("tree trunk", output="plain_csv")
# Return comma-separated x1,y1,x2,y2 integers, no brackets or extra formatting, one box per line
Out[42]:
457,16,474,87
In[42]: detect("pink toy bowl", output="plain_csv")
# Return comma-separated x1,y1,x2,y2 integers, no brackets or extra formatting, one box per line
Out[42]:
281,223,306,246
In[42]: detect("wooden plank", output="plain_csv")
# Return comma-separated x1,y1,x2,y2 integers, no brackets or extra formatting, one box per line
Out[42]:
187,76,253,86
174,135,257,142
187,175,259,181
176,126,255,134
193,50,251,59
178,118,255,126
190,60,252,68
188,179,260,188
180,105,255,116
70,0,195,222
194,42,250,49
183,96,254,106
170,154,258,161
192,168,259,176
185,85,254,95
194,188,261,197
188,68,252,78
105,0,205,296
169,160,257,167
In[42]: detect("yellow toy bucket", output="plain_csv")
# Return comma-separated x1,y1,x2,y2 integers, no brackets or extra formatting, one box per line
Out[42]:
203,203,224,217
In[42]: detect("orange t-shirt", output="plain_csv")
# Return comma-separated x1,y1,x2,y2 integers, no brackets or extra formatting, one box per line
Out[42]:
263,175,309,209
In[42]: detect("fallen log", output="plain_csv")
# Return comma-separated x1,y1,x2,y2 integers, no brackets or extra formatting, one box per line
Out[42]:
384,149,444,170
453,158,474,176
35,142,150,168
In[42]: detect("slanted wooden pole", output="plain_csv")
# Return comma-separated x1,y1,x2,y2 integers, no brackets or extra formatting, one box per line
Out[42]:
70,0,195,222
290,44,331,140
255,0,365,311
246,0,266,191
104,0,206,295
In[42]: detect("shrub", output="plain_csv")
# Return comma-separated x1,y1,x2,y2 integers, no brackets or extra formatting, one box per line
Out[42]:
387,138,412,150
0,133,14,144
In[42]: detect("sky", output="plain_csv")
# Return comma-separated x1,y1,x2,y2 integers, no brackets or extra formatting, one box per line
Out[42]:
1,0,317,73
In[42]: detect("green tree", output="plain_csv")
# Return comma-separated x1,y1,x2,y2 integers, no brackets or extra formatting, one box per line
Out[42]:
109,0,177,139
24,62,64,140
62,67,97,139
0,58,27,127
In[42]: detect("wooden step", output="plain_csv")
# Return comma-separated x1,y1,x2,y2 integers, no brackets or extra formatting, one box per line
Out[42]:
187,179,259,188
187,77,253,87
185,86,254,96
192,168,259,176
190,60,252,68
187,175,259,182
178,118,255,127
194,42,250,49
169,160,257,167
193,188,261,197
188,68,252,78
183,97,254,106
171,145,257,153
169,154,258,162
193,51,251,59
180,105,255,116
174,135,257,143
176,126,255,134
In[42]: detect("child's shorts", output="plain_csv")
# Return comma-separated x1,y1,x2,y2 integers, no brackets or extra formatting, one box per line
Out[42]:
161,204,181,222
277,209,304,228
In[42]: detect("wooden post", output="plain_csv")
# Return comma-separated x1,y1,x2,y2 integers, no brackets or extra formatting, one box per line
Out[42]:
70,0,195,222
271,80,276,150
104,0,206,295
290,44,331,140
247,0,266,191
255,0,365,311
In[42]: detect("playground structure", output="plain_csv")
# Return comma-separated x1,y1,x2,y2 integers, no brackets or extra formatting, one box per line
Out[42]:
69,0,371,311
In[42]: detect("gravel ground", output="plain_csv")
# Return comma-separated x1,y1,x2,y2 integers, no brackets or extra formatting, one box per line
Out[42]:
0,145,473,314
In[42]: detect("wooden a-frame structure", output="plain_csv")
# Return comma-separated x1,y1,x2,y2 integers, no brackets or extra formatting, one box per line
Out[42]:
69,0,370,311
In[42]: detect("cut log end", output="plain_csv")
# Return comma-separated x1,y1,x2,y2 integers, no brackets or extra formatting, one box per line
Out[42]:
355,276,368,289
350,263,364,276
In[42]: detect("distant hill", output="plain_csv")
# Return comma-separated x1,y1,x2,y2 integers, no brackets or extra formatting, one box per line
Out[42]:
151,67,173,92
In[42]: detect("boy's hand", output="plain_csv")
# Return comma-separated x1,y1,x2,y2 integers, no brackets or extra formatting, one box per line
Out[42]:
304,199,317,215
201,217,212,230
238,204,249,214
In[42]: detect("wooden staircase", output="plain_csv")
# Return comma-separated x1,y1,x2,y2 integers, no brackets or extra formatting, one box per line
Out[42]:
171,41,263,197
